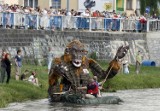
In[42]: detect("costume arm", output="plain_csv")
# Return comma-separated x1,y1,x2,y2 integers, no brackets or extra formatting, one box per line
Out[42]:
105,59,121,79
48,58,62,86
88,58,105,79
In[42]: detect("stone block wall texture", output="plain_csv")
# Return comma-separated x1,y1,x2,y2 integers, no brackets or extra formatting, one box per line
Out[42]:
0,29,158,66
146,32,160,66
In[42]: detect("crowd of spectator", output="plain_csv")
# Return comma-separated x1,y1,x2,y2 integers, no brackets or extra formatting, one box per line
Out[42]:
0,3,159,19
0,3,159,31
0,4,146,19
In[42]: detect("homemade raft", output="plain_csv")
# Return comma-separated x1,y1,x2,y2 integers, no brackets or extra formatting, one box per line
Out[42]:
50,92,123,105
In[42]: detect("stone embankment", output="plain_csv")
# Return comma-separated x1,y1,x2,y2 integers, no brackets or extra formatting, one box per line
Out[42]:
0,29,158,66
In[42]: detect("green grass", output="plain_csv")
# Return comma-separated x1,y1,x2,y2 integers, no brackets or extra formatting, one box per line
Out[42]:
0,65,48,108
101,62,160,91
0,62,160,108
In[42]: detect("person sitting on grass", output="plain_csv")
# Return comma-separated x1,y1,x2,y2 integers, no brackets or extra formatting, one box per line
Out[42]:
20,70,30,81
28,71,41,87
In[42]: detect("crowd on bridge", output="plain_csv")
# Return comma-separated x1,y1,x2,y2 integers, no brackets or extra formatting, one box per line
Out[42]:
0,3,159,19
0,3,159,31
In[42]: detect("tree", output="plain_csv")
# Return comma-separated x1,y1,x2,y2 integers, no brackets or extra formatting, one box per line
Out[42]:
140,0,160,15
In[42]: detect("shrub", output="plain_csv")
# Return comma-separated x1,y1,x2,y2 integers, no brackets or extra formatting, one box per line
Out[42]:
89,52,98,60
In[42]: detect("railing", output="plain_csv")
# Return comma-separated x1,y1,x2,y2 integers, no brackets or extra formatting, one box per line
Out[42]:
0,12,159,32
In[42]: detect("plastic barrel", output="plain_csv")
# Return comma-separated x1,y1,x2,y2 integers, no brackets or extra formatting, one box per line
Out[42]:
142,60,156,66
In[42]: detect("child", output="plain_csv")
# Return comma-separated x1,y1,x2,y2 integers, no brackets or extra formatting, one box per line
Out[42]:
85,78,99,98
93,76,105,97
123,60,129,74
28,71,41,87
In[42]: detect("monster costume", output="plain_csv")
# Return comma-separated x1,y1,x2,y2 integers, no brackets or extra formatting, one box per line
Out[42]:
48,40,129,104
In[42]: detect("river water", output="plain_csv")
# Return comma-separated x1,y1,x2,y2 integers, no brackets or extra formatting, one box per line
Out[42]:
1,88,160,111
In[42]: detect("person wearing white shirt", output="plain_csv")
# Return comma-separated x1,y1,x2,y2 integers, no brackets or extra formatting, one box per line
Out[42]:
28,71,39,86
81,9,90,17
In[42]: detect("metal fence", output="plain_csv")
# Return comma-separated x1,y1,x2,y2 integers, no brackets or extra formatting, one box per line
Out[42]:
0,12,159,32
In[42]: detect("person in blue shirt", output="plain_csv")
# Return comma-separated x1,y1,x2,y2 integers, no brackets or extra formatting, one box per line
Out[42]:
15,49,22,80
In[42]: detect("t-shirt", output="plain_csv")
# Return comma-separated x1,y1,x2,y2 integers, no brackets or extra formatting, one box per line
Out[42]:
15,55,22,67
28,75,36,83
136,54,142,64
87,82,99,96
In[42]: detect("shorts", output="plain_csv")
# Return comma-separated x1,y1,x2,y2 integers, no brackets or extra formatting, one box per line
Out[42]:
16,66,21,76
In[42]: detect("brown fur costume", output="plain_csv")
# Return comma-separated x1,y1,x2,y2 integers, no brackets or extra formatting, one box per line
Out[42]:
48,40,129,94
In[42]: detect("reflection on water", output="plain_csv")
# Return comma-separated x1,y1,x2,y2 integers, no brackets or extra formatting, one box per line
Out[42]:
1,88,160,111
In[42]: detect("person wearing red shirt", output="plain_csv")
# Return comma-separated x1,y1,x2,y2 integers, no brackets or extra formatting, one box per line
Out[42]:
86,78,99,97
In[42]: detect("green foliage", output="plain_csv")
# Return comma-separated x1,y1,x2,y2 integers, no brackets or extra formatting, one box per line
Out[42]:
89,52,98,60
102,64,160,91
140,0,160,15
0,65,48,108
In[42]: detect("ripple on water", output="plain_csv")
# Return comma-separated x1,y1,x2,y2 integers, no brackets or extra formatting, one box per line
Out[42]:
1,88,160,111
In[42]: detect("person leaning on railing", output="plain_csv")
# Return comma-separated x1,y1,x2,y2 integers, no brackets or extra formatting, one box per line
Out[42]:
81,9,90,17
139,15,147,31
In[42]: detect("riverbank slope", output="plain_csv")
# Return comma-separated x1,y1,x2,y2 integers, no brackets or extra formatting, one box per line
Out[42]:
0,63,160,108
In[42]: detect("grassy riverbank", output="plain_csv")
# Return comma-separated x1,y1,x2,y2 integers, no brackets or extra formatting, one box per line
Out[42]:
0,62,160,108
0,65,49,108
101,62,160,91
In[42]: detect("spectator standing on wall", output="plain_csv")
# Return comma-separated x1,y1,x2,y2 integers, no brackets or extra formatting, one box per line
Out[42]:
0,49,7,83
15,49,23,80
47,47,54,74
4,53,11,84
135,51,142,74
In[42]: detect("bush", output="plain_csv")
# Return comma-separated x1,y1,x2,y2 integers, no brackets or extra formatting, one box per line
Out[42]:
89,52,98,60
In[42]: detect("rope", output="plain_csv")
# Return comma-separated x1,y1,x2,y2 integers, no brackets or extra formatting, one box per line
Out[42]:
101,63,114,88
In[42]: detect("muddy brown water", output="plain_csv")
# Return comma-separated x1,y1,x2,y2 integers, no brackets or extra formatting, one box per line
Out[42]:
1,88,160,111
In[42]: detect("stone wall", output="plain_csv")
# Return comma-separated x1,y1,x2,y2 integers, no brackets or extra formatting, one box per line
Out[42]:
146,32,160,66
0,29,154,65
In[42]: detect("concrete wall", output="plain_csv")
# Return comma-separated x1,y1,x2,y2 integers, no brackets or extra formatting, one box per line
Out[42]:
38,0,50,9
3,0,19,5
146,32,160,66
0,29,153,66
